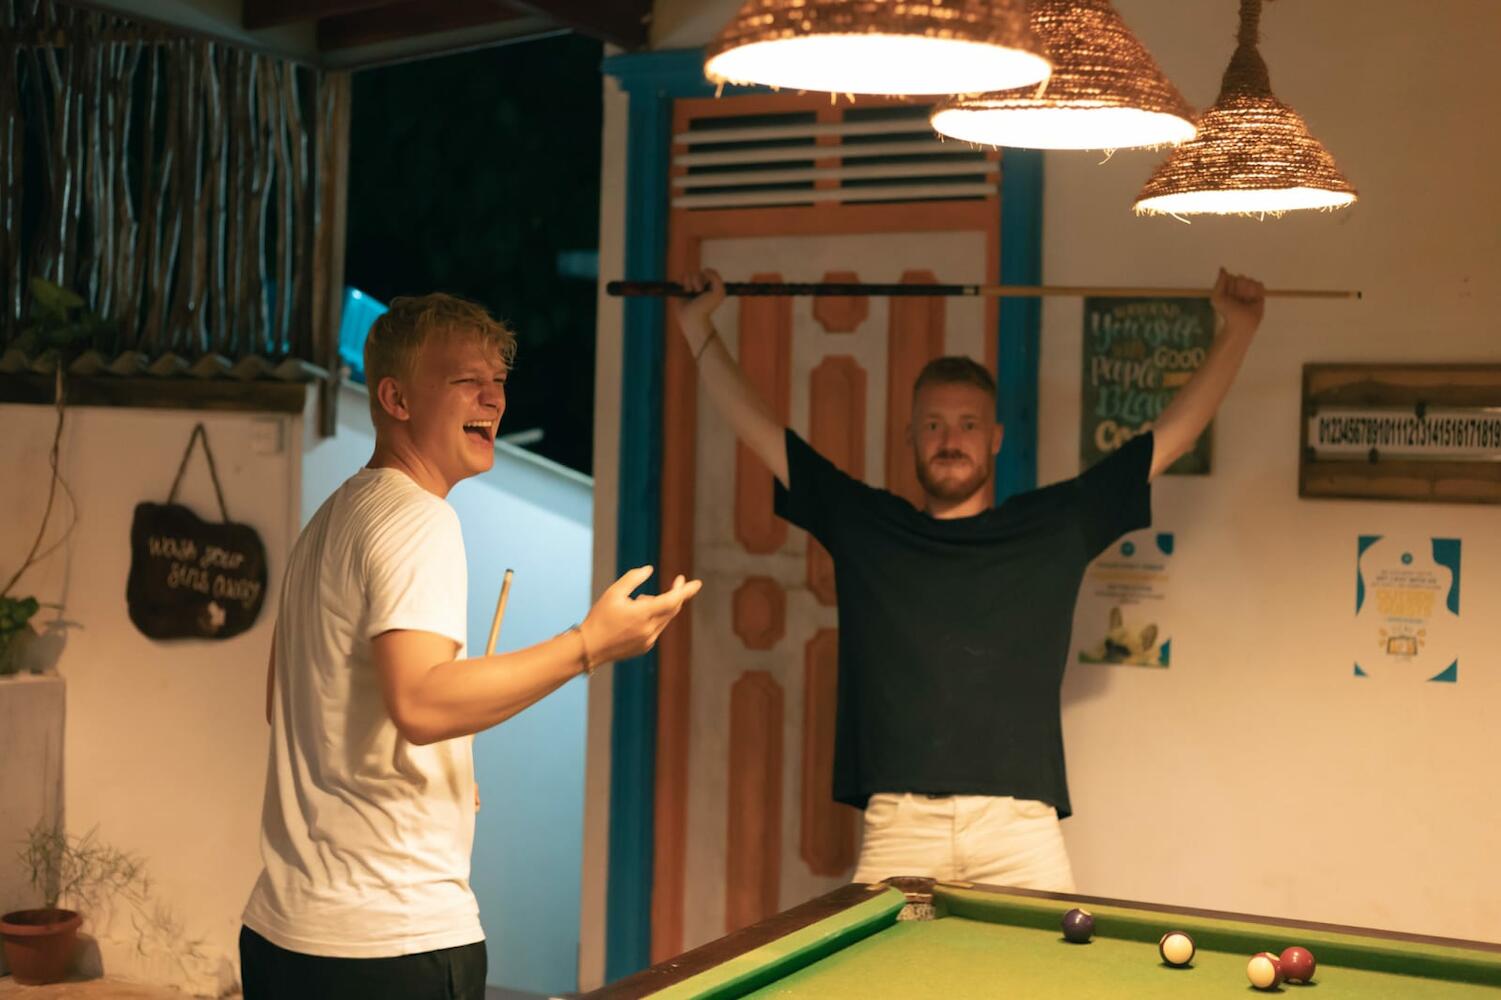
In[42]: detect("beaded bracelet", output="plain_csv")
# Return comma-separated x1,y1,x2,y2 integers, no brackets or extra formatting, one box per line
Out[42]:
568,624,594,677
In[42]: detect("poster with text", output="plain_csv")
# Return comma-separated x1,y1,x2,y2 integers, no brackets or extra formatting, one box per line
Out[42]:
1081,297,1215,474
1354,535,1461,682
1077,531,1174,668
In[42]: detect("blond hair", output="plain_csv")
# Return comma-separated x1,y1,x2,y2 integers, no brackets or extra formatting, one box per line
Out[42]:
363,292,517,422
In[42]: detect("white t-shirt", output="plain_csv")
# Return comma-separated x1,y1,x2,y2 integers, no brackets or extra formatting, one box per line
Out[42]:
242,466,482,957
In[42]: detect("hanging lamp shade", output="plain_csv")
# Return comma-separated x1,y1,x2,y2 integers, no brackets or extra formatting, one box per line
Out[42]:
931,0,1195,150
1134,0,1356,216
703,0,1051,97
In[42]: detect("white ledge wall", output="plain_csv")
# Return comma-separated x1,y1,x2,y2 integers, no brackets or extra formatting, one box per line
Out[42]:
0,402,302,995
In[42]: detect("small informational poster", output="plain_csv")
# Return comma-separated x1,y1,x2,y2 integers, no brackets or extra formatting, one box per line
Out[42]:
1354,535,1461,682
1081,297,1215,475
1077,530,1174,668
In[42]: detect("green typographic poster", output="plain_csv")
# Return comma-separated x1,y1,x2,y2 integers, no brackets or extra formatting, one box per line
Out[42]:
1081,297,1215,475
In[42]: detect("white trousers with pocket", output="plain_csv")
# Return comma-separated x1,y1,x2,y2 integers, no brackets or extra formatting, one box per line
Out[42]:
850,792,1076,892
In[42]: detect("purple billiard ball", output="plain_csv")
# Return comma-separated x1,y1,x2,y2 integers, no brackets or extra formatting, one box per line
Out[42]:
1062,907,1094,944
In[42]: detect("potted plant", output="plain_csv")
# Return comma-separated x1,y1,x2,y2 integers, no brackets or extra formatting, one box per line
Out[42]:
0,596,42,675
0,821,144,984
1,278,91,676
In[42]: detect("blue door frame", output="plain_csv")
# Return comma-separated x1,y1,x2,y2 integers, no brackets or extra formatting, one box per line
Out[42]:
600,48,1042,980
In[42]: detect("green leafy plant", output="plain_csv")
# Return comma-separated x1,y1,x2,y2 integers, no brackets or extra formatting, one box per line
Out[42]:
19,820,147,918
15,277,118,357
0,596,42,676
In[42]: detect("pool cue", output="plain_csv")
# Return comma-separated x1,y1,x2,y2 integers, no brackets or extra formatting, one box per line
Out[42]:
606,280,1361,300
484,569,514,657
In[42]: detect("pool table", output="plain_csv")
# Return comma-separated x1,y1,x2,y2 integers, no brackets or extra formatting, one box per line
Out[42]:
586,877,1501,998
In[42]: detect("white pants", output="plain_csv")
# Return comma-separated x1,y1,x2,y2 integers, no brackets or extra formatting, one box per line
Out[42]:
850,792,1077,892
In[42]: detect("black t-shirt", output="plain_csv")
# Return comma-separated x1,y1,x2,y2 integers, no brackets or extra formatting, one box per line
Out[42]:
773,430,1153,817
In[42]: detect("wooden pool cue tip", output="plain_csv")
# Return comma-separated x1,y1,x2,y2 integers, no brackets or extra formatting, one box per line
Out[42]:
485,568,514,657
605,280,1361,301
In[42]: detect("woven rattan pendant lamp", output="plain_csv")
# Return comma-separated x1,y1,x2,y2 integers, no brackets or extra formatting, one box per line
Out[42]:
1134,0,1356,216
931,0,1195,150
703,0,1051,97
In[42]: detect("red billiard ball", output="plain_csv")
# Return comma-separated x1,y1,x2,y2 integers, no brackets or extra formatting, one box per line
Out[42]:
1248,951,1284,990
1280,946,1316,984
1061,908,1094,943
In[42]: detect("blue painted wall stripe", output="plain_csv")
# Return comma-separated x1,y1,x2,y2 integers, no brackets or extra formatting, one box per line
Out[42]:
604,76,669,985
601,49,727,983
996,148,1044,502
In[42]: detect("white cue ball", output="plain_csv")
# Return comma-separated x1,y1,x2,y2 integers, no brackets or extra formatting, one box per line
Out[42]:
1247,952,1284,990
1158,931,1195,967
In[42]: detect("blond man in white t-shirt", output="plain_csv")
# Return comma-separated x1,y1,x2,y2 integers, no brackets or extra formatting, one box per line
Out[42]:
241,294,700,1000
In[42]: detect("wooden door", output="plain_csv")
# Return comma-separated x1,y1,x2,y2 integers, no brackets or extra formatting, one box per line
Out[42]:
651,93,1002,960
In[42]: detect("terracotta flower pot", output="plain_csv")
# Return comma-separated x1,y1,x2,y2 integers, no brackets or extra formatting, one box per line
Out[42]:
0,907,82,985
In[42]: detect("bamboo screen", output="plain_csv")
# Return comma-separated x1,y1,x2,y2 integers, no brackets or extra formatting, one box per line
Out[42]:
0,0,345,368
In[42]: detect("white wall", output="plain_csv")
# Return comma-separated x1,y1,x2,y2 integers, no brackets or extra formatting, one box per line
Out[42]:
1041,0,1501,941
596,0,1501,955
0,402,302,995
579,63,630,992
304,384,594,994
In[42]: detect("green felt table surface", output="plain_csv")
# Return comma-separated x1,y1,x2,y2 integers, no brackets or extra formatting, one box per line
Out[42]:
653,884,1501,1000
745,916,1501,999
594,882,1501,1000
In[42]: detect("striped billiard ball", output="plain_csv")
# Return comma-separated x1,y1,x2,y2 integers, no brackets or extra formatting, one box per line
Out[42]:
1248,951,1284,990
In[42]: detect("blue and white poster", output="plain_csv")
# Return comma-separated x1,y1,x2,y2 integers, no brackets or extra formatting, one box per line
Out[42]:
1078,530,1174,668
1354,535,1461,682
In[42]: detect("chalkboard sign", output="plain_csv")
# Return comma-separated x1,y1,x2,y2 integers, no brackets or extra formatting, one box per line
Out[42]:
1080,296,1215,475
126,425,267,640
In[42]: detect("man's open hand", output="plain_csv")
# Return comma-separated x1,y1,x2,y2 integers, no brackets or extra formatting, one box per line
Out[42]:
578,566,702,667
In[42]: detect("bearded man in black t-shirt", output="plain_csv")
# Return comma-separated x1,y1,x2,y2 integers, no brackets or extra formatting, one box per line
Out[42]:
674,268,1265,891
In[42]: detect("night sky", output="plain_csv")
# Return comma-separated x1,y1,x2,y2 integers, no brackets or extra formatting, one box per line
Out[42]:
345,33,604,475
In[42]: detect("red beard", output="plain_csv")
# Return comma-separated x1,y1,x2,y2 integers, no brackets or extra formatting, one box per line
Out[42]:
914,451,990,504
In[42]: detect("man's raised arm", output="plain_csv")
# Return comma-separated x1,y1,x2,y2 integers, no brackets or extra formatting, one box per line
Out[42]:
673,270,790,486
1149,268,1266,480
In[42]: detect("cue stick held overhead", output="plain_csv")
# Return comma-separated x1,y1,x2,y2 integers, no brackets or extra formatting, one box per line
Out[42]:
606,280,1362,301
484,568,514,657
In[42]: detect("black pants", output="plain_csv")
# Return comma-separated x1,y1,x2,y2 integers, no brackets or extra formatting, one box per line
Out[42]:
240,926,487,1000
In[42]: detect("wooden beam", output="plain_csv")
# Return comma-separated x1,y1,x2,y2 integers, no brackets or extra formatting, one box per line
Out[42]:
503,0,649,49
316,0,527,52
243,0,405,31
311,71,352,437
0,5,322,66
0,374,309,413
